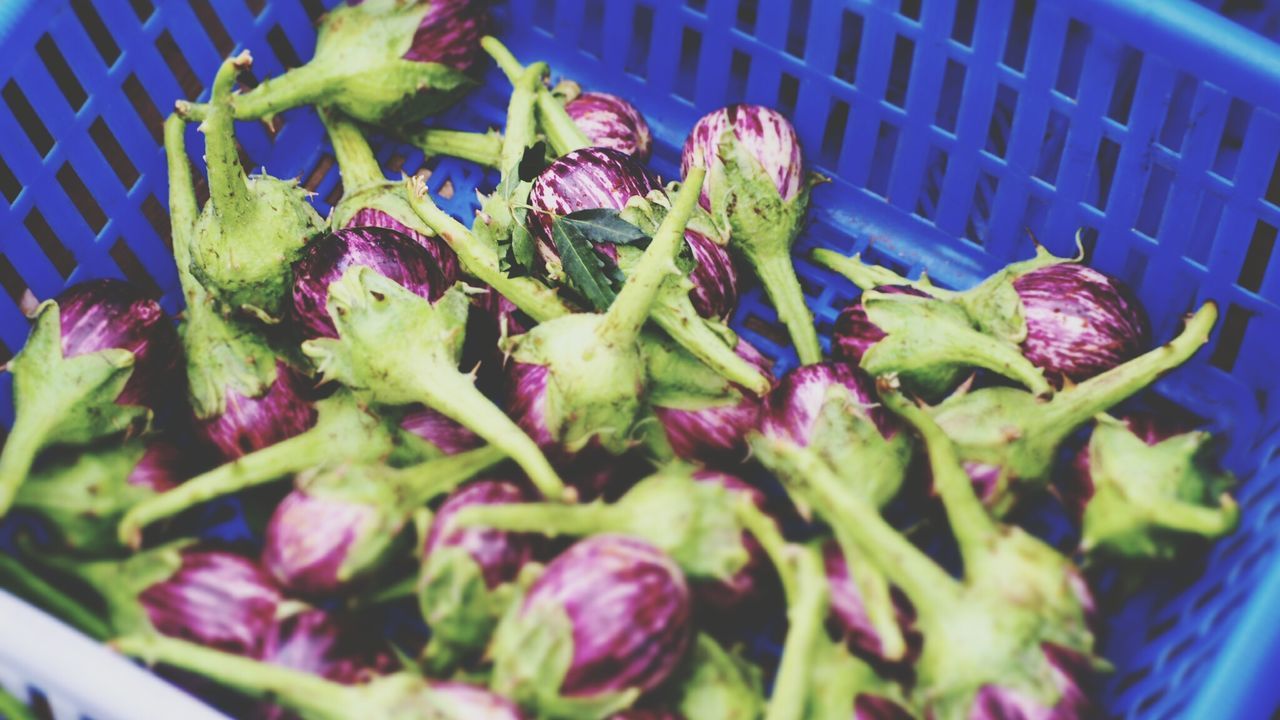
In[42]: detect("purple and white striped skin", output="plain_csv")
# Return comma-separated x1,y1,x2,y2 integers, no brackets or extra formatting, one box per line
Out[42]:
680,104,804,208
684,230,739,322
563,92,654,161
261,489,386,596
654,341,773,464
54,279,180,410
396,1,489,74
400,406,484,455
527,147,659,267
832,285,933,365
345,209,460,279
821,540,919,669
128,440,185,493
1012,263,1150,386
761,362,895,445
855,696,916,720
498,535,692,701
140,549,282,659
423,480,537,588
505,361,558,452
968,644,1095,720
689,471,775,613
290,227,457,341
195,361,318,460
426,681,530,719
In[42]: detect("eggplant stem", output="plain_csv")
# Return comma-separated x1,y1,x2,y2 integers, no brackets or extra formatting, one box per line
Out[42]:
409,370,569,502
202,56,253,223
810,248,942,295
765,544,826,720
736,499,796,601
0,687,35,720
749,249,822,365
599,168,706,348
0,555,112,641
320,107,385,194
0,410,53,519
177,60,332,123
163,115,198,265
480,36,589,156
452,501,614,537
650,302,771,396
831,530,907,662
501,62,547,171
406,128,503,168
113,634,353,720
392,445,508,511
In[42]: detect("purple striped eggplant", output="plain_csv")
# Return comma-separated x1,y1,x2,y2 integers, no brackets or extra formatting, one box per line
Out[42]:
183,56,325,322
681,104,821,364
400,406,483,456
923,303,1217,512
116,633,528,720
12,438,186,552
0,279,179,518
1067,413,1237,561
194,362,318,460
448,465,764,613
755,381,1101,720
564,91,654,161
821,540,919,670
290,227,457,340
176,2,487,127
418,480,538,670
489,535,692,718
501,169,710,458
260,446,505,596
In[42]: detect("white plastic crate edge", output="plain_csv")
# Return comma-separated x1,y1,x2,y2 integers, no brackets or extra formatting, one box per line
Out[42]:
0,591,231,720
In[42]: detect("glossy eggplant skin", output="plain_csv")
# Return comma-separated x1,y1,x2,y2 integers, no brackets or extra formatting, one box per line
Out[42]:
564,91,654,161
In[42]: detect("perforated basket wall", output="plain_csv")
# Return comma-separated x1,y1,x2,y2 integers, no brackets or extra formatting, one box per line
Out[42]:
0,0,1277,718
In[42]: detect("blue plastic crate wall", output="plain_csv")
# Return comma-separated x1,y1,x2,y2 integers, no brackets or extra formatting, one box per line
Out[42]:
1,1,1280,719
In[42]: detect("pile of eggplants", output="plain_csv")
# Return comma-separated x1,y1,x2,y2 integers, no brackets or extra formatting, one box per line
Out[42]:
0,5,1239,719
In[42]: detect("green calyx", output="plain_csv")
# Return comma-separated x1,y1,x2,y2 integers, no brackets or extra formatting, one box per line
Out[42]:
117,392,395,547
417,545,517,674
13,440,154,553
1082,415,1239,560
177,3,476,126
186,54,325,322
661,634,765,720
454,465,751,582
301,266,568,501
0,301,148,519
644,332,750,410
930,303,1219,510
707,130,820,365
490,590,640,719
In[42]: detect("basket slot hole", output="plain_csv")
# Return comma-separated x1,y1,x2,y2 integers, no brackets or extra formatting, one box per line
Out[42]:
303,154,335,193
866,121,899,199
1033,110,1068,186
1186,192,1224,265
1002,0,1034,72
325,182,345,208
1164,634,1197,665
686,0,707,12
1021,194,1049,237
950,0,977,46
71,0,122,65
964,172,999,246
1112,665,1152,696
625,5,654,77
934,59,965,133
914,146,948,221
1087,137,1120,212
675,28,702,101
57,164,108,234
1266,151,1280,208
1135,165,1174,238
898,0,921,21
742,315,790,348
3,81,55,157
1209,586,1250,629
245,0,268,17
110,240,162,298
1122,246,1148,290
736,0,758,34
820,99,850,167
123,74,164,144
770,74,797,118
786,0,811,58
834,10,862,85
267,26,303,69
1144,612,1180,643
155,32,202,100
580,0,605,58
885,35,913,108
1212,99,1251,180
1240,219,1276,292
24,210,76,278
728,50,751,103
1160,74,1198,153
36,35,87,111
129,0,154,22
141,195,172,250
0,155,20,203
89,118,139,189
984,83,1017,159
1107,46,1143,126
1055,19,1089,100
300,0,324,23
1238,536,1275,578
190,0,235,58
386,153,408,175
0,253,28,306
1209,303,1249,372
533,0,555,31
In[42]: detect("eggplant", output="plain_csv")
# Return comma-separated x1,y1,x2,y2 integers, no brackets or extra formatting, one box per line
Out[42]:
488,535,692,718
261,447,505,596
115,634,529,720
564,92,654,161
418,479,538,670
681,104,821,365
821,539,919,671
176,1,488,126
657,634,763,720
0,278,179,518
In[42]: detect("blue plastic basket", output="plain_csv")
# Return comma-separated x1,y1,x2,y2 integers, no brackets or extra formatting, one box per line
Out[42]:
0,0,1278,718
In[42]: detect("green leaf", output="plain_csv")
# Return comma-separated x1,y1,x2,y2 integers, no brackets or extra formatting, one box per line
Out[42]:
551,217,619,311
560,208,651,247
